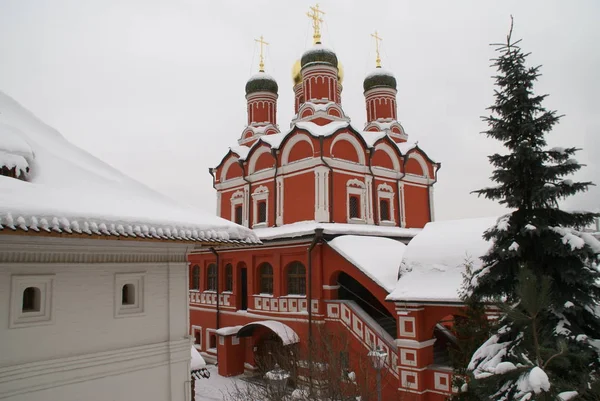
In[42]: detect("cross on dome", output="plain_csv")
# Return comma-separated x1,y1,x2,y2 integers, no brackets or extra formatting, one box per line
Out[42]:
306,4,325,44
371,30,383,68
254,35,269,72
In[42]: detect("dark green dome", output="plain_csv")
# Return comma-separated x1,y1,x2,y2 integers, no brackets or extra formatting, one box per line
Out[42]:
300,44,338,68
245,72,278,95
363,68,397,92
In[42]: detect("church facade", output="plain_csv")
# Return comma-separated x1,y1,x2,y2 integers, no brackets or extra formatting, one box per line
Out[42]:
189,10,459,401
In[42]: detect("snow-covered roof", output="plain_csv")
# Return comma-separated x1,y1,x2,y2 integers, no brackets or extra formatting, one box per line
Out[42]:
247,72,276,83
328,235,407,292
237,320,300,345
215,325,242,336
190,346,206,370
386,217,497,303
253,220,421,241
0,91,259,244
365,68,396,79
227,119,423,163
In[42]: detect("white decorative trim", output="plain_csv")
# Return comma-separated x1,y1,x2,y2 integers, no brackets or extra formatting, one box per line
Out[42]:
230,190,245,226
346,179,367,223
191,325,203,349
216,191,222,217
394,338,437,349
330,133,366,165
220,156,241,182
398,182,406,227
401,370,419,389
206,328,217,352
252,185,269,227
377,182,396,225
281,133,314,165
9,275,55,328
114,272,145,318
347,178,366,188
322,285,340,290
248,146,273,174
276,176,284,226
400,349,417,367
232,336,240,345
374,143,401,171
314,166,330,222
399,316,416,338
407,153,430,178
429,186,435,222
434,372,450,392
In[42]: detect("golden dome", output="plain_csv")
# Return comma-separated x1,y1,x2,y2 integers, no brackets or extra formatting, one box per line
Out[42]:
292,59,302,85
291,59,344,85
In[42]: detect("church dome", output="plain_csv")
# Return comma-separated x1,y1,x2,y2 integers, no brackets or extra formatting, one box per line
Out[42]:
245,72,278,95
363,67,397,92
300,44,338,68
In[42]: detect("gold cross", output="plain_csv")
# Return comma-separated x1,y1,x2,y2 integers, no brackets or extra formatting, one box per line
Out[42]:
371,30,383,68
254,35,269,72
307,4,325,44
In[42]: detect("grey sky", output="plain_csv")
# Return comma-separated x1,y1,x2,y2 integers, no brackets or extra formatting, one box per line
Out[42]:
1,0,598,221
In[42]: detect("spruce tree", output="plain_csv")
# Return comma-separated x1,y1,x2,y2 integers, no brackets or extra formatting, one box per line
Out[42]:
466,18,600,400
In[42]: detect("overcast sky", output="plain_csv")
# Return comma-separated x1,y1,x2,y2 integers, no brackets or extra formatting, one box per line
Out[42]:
1,0,598,221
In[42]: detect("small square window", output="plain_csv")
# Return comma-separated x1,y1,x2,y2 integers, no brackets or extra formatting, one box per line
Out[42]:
115,273,145,318
10,275,54,328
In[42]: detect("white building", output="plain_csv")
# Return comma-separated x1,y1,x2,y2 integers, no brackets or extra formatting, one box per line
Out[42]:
0,91,258,401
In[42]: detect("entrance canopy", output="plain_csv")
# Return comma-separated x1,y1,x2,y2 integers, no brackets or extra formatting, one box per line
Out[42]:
237,320,300,346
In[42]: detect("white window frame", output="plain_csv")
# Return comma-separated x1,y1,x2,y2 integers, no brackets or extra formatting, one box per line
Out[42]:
377,182,396,226
9,275,55,329
346,179,366,224
252,185,269,228
192,325,203,350
114,272,145,318
206,328,217,353
230,190,245,226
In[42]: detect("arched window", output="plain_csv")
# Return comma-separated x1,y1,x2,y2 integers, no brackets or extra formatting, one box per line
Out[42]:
258,263,273,294
207,263,217,291
287,262,306,295
225,263,233,292
192,265,200,290
122,284,135,305
22,287,41,312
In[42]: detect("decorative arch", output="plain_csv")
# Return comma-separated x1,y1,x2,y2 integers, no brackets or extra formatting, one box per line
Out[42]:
406,152,430,178
330,133,366,165
281,133,315,165
373,143,401,171
248,146,275,174
221,156,242,182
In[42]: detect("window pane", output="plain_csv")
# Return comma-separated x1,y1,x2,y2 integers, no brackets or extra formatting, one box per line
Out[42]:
287,262,306,295
225,264,233,291
380,199,390,221
192,266,200,290
235,206,243,225
349,196,360,219
258,201,267,223
259,263,273,294
207,264,217,291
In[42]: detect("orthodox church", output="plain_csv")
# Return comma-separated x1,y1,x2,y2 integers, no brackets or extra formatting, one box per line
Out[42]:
187,6,466,401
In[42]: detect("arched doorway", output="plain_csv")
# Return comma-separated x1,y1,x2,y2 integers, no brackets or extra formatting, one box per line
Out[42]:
336,272,397,338
237,321,300,378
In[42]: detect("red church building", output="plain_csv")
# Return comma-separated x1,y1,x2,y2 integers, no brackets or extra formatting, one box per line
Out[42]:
188,8,466,400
